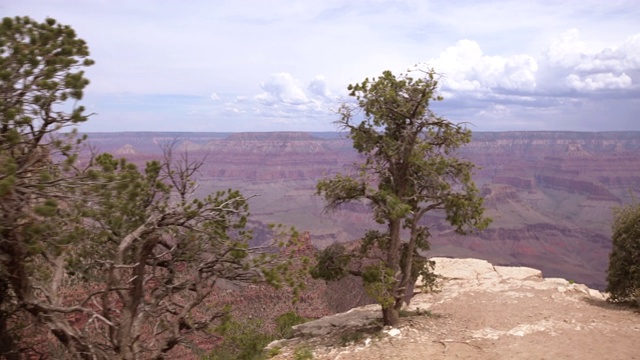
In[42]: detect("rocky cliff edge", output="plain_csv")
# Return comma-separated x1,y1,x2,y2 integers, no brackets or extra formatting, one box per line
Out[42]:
269,257,639,360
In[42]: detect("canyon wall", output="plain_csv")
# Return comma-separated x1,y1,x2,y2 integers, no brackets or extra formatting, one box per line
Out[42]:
85,131,640,289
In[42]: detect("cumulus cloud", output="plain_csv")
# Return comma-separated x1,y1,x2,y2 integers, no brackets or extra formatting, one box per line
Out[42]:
619,34,640,69
246,73,339,126
210,92,220,101
242,30,638,131
544,30,639,75
430,39,538,93
255,73,309,105
223,106,244,114
425,29,640,130
477,104,510,119
431,29,639,101
308,76,333,99
544,29,587,68
540,30,639,94
447,33,637,99
566,72,632,91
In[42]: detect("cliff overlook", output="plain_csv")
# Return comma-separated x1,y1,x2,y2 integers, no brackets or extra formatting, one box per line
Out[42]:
269,257,639,360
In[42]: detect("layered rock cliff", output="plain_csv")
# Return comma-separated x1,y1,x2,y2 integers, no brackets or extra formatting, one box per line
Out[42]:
83,131,640,289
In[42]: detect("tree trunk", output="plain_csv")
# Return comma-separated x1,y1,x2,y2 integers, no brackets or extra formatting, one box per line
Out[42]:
382,219,402,327
386,220,402,268
397,217,420,309
386,218,403,310
0,277,20,360
0,315,20,360
382,305,400,326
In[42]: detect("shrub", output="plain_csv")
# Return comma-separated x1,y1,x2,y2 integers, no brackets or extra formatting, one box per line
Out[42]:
293,347,314,360
206,318,272,360
275,311,307,339
205,311,309,360
607,201,640,304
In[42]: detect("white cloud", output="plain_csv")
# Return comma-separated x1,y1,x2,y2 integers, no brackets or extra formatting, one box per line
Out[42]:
566,72,632,91
430,40,538,93
308,76,333,99
501,55,539,91
224,106,243,114
425,28,639,131
256,73,310,105
8,0,639,132
245,73,340,127
430,29,639,100
568,33,640,76
478,104,511,118
538,30,639,95
544,29,588,67
619,34,640,69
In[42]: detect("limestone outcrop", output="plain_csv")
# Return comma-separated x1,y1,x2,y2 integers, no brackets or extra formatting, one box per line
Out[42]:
269,257,638,360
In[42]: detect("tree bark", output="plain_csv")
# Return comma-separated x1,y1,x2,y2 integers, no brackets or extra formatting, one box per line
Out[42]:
382,305,400,326
386,219,401,271
396,216,420,311
0,278,20,360
383,219,402,326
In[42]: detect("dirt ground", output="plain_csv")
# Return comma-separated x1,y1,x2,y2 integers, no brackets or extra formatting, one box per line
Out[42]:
270,259,640,360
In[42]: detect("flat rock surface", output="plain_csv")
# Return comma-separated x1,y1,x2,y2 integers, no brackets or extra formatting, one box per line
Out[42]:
270,258,639,360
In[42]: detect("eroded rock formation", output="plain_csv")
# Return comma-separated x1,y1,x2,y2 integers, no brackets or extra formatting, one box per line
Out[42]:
83,131,640,289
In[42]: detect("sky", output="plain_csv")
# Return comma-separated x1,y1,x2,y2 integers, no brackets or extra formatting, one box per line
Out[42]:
2,0,640,132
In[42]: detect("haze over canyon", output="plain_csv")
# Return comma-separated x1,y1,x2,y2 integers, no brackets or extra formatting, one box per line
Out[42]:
84,131,640,290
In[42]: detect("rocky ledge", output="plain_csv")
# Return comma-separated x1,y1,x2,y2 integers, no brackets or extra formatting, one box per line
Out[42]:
269,258,639,360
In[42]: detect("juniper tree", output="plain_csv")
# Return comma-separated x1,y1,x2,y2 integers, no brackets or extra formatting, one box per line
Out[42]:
313,69,490,326
0,16,94,357
0,17,300,359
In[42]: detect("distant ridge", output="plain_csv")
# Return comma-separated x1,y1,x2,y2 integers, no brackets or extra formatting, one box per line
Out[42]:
81,130,640,139
77,129,640,290
226,132,319,141
82,131,348,141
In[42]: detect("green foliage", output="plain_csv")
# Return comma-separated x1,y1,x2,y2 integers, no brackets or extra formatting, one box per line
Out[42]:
265,347,281,358
310,243,350,281
0,16,302,359
33,198,58,217
205,311,308,360
0,16,93,136
0,14,93,265
339,331,366,347
338,325,382,347
360,230,389,254
0,16,94,357
361,264,396,308
207,318,273,360
274,311,307,339
607,200,640,304
293,347,314,360
401,244,437,293
314,68,490,325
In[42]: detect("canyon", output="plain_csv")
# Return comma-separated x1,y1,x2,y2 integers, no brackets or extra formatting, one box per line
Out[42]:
84,131,640,290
